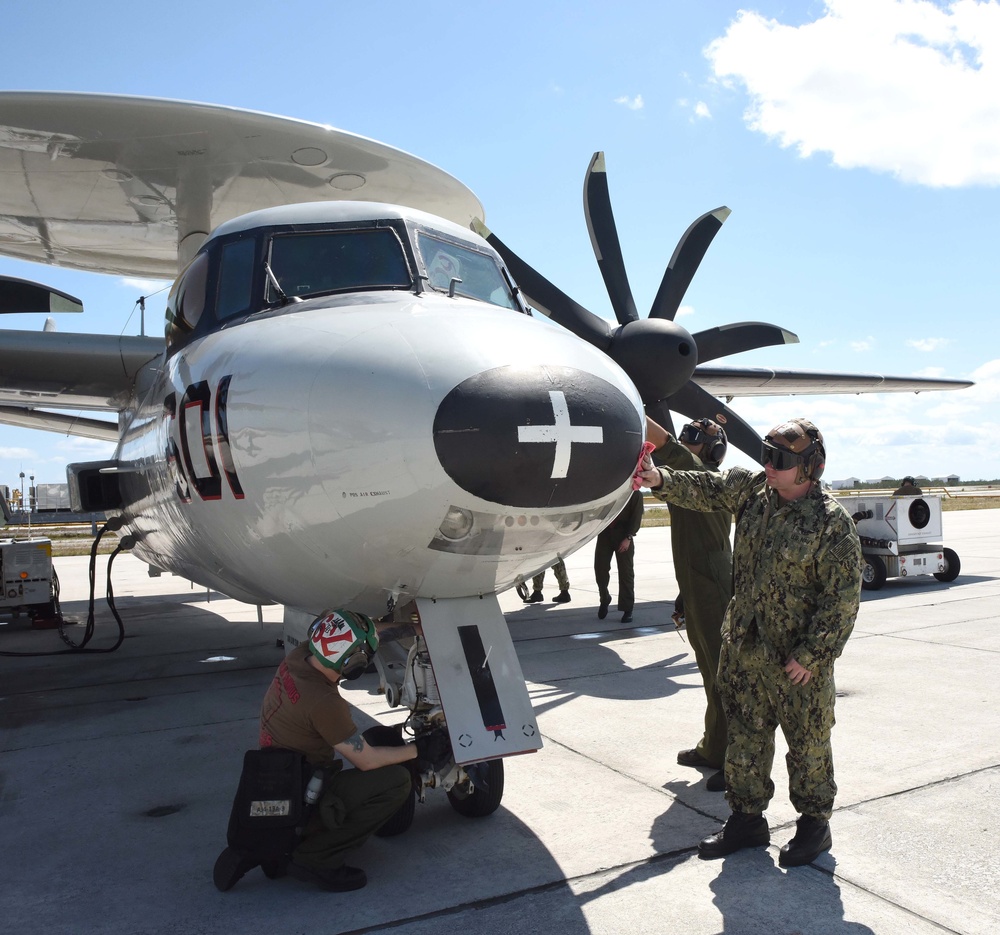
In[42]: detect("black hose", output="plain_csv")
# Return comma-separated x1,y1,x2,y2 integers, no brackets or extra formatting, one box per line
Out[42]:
1,519,130,657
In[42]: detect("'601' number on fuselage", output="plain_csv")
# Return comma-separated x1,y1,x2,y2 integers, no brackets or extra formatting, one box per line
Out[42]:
165,375,244,503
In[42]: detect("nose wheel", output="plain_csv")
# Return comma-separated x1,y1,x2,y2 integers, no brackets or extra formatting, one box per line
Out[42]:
447,759,504,817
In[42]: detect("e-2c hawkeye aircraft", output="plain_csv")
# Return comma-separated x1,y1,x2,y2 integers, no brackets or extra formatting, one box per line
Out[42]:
0,92,971,820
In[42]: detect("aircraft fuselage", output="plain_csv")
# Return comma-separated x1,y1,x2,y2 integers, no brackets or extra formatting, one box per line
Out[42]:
112,203,645,615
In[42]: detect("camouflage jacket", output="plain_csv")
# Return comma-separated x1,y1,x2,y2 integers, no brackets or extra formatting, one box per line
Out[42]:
650,465,862,671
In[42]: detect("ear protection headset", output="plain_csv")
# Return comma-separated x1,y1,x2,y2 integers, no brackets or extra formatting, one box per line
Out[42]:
679,418,728,466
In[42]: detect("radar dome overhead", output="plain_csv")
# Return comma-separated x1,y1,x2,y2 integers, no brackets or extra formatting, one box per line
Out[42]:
0,92,483,279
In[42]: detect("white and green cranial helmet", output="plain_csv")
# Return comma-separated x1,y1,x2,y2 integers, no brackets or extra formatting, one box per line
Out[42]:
308,609,379,680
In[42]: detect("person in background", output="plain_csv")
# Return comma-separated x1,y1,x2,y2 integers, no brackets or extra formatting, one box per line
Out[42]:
523,559,571,604
594,488,644,624
892,476,923,496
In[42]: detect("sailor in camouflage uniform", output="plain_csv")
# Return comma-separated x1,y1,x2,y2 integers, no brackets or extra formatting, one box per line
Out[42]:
523,558,571,604
637,418,862,867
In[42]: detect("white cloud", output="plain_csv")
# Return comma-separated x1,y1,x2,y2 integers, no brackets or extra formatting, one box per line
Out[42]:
614,94,644,111
694,101,712,119
706,0,1000,187
720,383,989,480
122,276,171,293
0,446,36,460
907,337,952,351
850,336,876,351
676,304,695,317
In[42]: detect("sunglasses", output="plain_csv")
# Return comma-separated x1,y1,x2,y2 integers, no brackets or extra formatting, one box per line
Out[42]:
760,440,805,471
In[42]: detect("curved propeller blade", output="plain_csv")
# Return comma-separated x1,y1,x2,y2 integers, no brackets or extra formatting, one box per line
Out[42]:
472,218,613,351
649,206,731,321
654,379,764,462
692,322,799,364
583,152,639,325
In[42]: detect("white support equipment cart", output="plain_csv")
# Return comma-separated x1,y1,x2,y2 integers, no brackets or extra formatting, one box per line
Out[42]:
0,537,57,616
837,493,960,591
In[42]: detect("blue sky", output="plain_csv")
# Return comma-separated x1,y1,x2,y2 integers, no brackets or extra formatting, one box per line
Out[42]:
2,0,998,488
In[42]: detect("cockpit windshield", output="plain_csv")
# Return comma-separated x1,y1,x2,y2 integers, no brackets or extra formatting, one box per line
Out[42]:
266,227,411,302
416,232,519,310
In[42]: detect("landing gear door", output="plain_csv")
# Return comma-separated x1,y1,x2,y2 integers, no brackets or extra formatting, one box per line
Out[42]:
416,594,541,765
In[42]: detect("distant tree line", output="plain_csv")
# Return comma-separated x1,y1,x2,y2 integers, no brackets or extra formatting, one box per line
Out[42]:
848,478,1000,490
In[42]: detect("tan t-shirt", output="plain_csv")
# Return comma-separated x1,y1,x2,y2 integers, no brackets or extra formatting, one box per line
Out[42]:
259,643,357,764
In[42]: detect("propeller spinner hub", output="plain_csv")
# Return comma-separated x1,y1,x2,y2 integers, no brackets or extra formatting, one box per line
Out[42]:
608,318,698,405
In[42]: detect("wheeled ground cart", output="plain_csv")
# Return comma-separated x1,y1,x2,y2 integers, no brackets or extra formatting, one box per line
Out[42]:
838,493,960,591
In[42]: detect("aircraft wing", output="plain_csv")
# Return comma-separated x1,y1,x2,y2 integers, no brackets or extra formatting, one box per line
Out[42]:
0,329,163,440
693,366,972,397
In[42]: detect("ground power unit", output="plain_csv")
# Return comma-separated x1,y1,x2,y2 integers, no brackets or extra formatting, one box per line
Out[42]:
837,494,960,590
0,537,57,617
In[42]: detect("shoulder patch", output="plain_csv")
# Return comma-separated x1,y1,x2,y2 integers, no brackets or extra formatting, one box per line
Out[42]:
723,465,758,492
829,533,859,564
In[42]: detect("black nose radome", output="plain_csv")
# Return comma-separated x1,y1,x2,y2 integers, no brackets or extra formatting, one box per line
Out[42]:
433,364,642,508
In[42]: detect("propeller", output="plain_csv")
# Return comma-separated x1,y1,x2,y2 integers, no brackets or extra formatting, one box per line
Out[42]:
472,152,799,459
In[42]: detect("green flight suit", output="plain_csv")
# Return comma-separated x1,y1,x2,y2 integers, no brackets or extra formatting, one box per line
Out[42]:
658,437,732,767
650,465,862,819
594,488,644,614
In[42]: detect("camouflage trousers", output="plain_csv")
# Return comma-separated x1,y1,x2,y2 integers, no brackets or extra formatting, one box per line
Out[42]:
718,635,838,820
533,558,569,593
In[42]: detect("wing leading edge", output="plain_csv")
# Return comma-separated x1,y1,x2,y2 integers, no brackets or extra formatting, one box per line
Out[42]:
693,366,973,397
0,329,163,439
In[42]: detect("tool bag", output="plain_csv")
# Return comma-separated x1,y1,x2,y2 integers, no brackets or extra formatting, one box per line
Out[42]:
225,747,307,862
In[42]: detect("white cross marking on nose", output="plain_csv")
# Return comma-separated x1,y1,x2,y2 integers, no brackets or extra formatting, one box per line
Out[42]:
518,390,603,479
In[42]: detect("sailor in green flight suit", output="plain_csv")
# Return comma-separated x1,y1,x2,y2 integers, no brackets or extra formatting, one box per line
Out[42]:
653,417,733,792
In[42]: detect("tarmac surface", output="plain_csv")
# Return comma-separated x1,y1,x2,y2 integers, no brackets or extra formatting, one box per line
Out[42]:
2,509,998,935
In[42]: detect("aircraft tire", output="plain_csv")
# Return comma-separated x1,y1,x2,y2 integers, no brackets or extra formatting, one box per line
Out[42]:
447,759,504,818
933,547,961,582
861,555,887,591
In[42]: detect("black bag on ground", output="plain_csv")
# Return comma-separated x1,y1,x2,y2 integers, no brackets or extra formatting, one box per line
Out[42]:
225,747,307,861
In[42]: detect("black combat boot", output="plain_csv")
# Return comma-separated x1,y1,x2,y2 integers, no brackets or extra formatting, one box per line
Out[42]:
552,590,571,603
212,847,259,891
525,590,544,603
778,815,832,867
288,861,368,891
697,811,770,859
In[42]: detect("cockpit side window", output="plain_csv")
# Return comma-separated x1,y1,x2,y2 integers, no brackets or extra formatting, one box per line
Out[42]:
266,228,411,303
416,232,520,310
165,252,210,348
217,237,257,321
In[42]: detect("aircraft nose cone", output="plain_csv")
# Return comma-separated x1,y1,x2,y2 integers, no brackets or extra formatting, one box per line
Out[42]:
433,364,643,508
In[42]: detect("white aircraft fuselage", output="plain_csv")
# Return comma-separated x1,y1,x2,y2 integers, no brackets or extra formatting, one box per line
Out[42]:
112,202,645,615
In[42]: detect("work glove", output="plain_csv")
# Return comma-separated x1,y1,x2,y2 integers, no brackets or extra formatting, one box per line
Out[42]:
413,727,453,772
